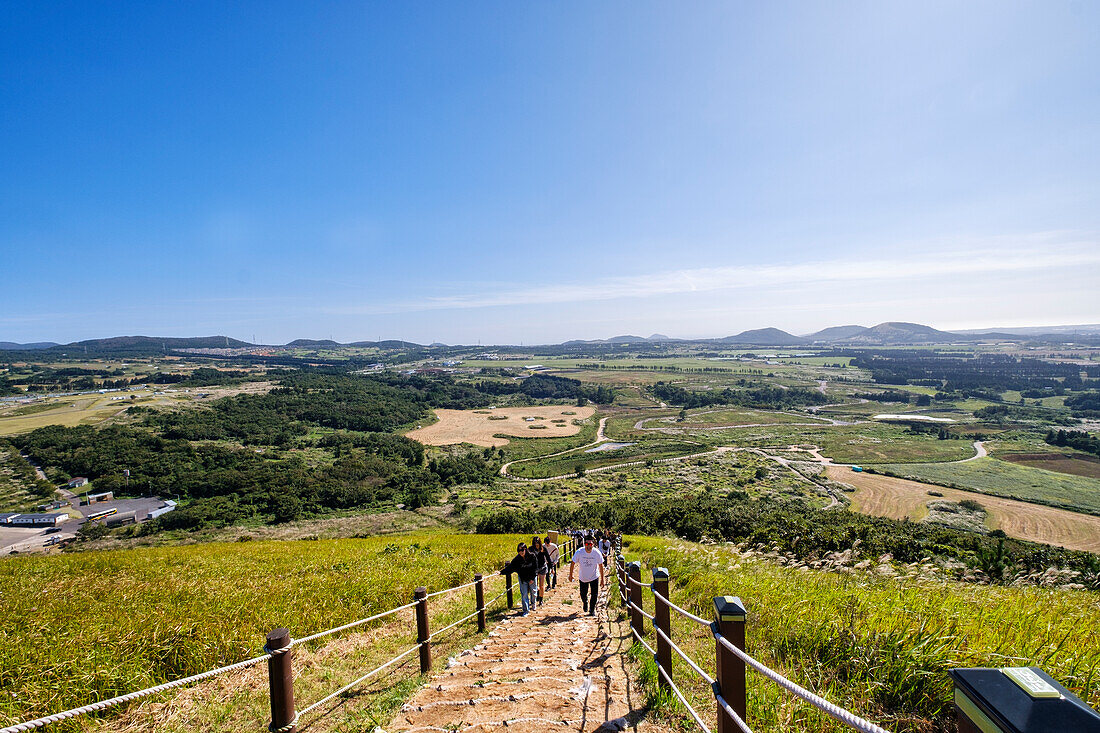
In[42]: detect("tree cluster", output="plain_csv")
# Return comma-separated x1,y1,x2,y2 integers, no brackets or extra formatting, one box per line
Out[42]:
648,382,828,409
1045,429,1100,458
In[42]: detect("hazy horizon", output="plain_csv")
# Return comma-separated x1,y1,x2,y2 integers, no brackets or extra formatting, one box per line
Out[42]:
3,2,1098,345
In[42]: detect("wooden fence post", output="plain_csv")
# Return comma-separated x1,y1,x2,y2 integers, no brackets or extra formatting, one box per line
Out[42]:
475,573,486,632
617,555,627,606
652,567,672,690
505,572,514,609
415,586,431,674
628,561,644,637
265,627,297,733
713,596,747,733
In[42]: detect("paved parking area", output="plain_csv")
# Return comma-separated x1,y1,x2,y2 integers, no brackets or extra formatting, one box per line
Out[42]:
3,496,172,554
75,497,167,521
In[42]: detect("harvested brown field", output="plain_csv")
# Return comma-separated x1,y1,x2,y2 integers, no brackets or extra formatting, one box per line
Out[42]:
999,452,1100,480
824,465,1100,553
406,405,596,447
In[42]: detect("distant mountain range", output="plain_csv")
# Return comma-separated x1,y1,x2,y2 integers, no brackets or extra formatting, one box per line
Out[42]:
0,341,58,350
2,322,1099,354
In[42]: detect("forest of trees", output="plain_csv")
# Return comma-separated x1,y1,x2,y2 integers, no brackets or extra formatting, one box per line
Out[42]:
1045,429,1100,458
648,381,828,409
1065,391,1100,418
11,371,518,530
849,352,1098,390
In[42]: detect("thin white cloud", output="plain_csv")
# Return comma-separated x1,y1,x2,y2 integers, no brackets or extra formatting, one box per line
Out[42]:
326,237,1100,316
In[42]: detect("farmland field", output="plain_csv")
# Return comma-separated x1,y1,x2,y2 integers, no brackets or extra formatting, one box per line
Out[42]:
876,457,1100,515
405,405,595,447
823,465,1100,552
1000,452,1100,479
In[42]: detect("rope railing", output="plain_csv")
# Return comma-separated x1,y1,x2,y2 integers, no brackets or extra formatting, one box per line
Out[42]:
296,642,423,722
425,577,483,599
0,652,275,733
634,627,715,733
653,625,714,685
627,599,655,621
714,633,890,733
613,551,893,733
287,599,421,650
650,587,711,627
0,542,553,733
430,607,483,641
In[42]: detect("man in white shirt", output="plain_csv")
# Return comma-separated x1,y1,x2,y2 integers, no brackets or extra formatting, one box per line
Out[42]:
568,535,605,616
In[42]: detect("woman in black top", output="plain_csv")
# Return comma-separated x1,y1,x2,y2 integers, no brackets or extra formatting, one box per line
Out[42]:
501,542,539,615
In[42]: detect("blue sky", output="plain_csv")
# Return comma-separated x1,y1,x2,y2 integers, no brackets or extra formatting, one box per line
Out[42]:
2,2,1098,345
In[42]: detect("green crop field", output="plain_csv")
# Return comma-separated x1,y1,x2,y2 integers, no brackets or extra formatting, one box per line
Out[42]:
618,536,1100,733
678,408,832,426
666,422,979,464
473,450,827,511
0,534,528,729
506,439,705,478
878,457,1100,516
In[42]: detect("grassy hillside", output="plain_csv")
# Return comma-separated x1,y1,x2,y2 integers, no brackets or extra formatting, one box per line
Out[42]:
619,536,1100,733
0,533,526,729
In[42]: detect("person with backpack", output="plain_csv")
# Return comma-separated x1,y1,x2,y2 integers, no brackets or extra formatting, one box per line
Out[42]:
544,534,559,589
568,535,605,616
598,535,611,566
501,542,539,616
531,536,551,606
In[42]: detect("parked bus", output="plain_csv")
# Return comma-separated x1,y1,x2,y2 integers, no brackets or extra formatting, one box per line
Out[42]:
86,507,118,522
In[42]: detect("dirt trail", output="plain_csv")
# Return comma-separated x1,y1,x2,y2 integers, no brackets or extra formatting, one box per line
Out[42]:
389,581,662,733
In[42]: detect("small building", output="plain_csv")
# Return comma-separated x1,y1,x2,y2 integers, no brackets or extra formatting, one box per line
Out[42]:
82,491,114,505
68,477,89,488
9,513,70,527
147,500,177,521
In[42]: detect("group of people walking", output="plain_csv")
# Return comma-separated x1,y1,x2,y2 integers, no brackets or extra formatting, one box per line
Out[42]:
500,529,618,617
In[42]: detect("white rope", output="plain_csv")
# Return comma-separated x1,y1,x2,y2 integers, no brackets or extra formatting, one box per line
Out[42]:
426,578,481,599
292,599,420,648
625,574,645,587
651,588,711,627
487,588,508,605
0,652,273,733
714,633,891,733
297,642,421,719
648,640,715,733
715,692,754,733
1,568,512,733
631,626,656,656
627,600,655,621
429,608,481,641
652,625,715,685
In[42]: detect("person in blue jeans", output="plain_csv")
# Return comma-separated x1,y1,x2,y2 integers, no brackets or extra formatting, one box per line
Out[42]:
501,542,539,615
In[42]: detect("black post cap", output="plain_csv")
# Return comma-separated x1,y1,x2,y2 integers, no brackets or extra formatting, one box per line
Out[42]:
950,667,1100,733
713,596,747,622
